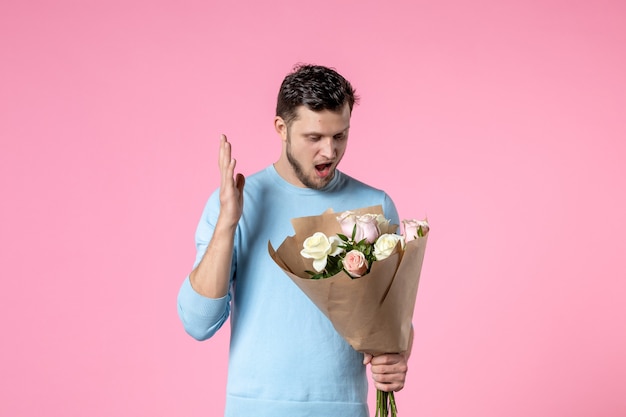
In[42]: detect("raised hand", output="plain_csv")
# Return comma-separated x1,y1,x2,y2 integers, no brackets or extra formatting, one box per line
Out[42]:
189,134,245,298
217,134,245,228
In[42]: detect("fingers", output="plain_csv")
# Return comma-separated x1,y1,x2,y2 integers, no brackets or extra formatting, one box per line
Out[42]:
218,134,228,170
219,134,232,182
368,353,408,392
370,354,405,366
372,378,405,392
363,353,373,365
371,367,407,392
215,134,245,227
217,133,246,195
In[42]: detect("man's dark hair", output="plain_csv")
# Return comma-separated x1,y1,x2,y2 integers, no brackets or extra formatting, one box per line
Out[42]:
276,64,359,126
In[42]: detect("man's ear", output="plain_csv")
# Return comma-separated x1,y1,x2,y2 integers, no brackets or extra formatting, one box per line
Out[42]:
274,116,288,141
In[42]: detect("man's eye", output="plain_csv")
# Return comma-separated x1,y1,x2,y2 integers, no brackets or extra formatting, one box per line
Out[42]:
308,136,321,142
334,134,346,140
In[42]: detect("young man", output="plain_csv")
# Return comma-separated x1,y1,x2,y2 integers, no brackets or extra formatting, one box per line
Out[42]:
178,64,411,416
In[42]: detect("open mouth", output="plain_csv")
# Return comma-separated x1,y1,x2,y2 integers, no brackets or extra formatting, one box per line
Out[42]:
315,163,333,177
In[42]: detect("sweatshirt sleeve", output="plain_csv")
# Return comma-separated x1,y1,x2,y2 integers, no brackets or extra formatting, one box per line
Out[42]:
176,190,234,341
177,276,231,341
382,192,400,226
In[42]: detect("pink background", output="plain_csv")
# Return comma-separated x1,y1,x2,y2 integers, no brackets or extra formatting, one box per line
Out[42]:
1,1,625,416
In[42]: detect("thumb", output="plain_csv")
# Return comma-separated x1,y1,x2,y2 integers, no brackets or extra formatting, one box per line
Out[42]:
235,173,245,191
363,353,373,365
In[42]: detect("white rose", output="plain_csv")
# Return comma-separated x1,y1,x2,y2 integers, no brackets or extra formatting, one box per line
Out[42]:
301,232,344,272
373,233,404,260
375,214,392,234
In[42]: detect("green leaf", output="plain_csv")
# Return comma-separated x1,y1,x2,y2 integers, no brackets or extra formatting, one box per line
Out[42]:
305,270,324,280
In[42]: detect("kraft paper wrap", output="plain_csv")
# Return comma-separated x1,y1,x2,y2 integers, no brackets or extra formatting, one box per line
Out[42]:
268,205,429,355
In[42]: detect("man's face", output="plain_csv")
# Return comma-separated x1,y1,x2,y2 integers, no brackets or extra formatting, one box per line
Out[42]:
280,104,351,190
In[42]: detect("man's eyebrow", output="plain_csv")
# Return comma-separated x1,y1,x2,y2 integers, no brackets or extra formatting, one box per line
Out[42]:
301,126,351,136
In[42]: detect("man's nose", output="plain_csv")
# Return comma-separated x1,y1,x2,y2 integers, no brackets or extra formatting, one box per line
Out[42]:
320,138,336,159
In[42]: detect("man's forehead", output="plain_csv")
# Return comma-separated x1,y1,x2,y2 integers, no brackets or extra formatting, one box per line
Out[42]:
293,103,351,120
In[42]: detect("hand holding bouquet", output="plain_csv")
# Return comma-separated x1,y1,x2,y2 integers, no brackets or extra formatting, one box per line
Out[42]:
268,205,429,417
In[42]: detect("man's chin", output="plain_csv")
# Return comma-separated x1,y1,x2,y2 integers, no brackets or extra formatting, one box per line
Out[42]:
298,171,333,190
310,172,334,189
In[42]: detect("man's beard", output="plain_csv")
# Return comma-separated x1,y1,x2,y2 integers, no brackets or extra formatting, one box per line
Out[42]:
286,135,334,190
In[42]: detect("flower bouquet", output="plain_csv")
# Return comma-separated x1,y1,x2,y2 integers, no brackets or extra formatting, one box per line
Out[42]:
268,205,429,417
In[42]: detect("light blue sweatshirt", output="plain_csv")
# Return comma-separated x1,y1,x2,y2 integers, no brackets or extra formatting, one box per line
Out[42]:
178,165,399,417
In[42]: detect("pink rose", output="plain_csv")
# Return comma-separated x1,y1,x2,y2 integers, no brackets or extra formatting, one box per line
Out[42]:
403,219,430,242
354,214,380,243
343,250,369,277
337,211,357,237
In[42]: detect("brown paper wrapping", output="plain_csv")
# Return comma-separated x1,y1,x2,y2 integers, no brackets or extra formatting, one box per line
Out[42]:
268,205,429,355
